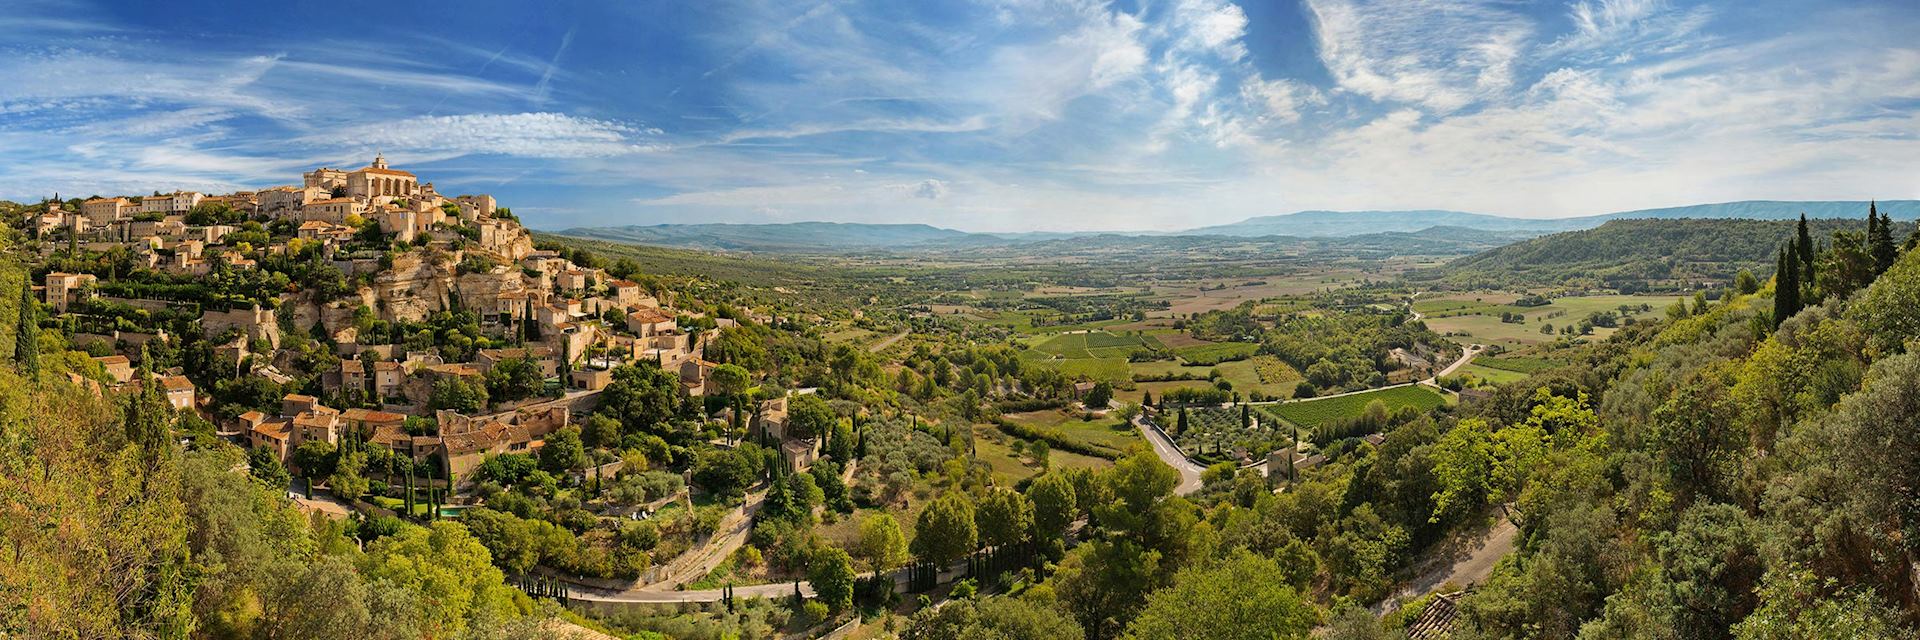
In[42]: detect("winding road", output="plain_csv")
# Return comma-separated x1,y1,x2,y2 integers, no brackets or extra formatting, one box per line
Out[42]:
1129,339,1482,493
1131,411,1207,495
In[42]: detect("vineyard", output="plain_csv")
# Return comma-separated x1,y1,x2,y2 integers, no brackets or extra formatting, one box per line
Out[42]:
1265,385,1448,430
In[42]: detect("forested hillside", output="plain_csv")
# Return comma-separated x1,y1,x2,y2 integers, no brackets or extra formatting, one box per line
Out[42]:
0,236,556,638
1442,214,1920,638
899,210,1920,639
1425,218,1887,291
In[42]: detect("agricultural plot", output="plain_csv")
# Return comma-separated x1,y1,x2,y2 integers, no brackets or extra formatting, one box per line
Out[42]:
1002,410,1142,451
1174,341,1259,364
972,424,1113,485
1034,357,1131,384
1459,363,1529,385
1032,330,1162,359
1474,355,1560,373
1265,385,1448,430
1420,293,1677,348
1165,405,1292,463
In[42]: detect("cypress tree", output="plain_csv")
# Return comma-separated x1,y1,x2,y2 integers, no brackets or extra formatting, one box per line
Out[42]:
1774,245,1801,329
1796,213,1816,283
1869,201,1898,276
16,281,38,381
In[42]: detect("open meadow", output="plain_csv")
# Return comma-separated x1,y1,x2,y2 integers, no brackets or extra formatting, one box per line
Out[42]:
1418,292,1680,347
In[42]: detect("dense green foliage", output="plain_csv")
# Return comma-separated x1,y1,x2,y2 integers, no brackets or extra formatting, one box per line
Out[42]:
1429,218,1866,290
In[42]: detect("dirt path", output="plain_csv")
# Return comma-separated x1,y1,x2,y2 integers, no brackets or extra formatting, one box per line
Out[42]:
643,487,767,590
868,330,909,353
1377,515,1519,614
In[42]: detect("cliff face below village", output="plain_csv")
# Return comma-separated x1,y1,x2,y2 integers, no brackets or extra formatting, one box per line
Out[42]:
286,234,542,337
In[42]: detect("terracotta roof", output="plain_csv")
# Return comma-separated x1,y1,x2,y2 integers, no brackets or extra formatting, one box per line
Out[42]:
252,420,290,440
627,308,673,324
238,410,266,422
297,220,331,230
341,360,364,373
355,166,416,177
160,375,195,391
425,363,483,376
609,279,639,288
292,411,337,429
282,393,318,403
342,408,406,424
95,355,130,365
306,197,356,205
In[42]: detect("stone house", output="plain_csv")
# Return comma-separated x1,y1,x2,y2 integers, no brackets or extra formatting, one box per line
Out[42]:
302,198,365,225
158,375,196,410
42,272,97,313
82,197,133,227
95,355,134,384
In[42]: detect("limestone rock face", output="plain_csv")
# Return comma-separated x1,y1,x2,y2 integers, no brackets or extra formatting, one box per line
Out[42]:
371,250,455,323
477,220,535,262
455,269,534,315
201,305,281,350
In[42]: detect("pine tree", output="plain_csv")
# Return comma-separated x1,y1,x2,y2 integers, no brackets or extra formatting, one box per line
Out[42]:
1868,201,1898,276
16,281,38,381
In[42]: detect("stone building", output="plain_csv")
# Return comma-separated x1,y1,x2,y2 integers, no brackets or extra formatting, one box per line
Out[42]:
42,272,97,313
347,155,418,198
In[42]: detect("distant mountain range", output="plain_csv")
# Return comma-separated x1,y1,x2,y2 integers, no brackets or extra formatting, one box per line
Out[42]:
550,200,1918,253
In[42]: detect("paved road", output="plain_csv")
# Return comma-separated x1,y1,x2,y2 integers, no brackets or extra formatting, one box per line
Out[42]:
1131,412,1206,495
1423,344,1483,384
1135,340,1482,486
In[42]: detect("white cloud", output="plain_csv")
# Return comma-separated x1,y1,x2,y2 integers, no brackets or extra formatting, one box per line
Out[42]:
314,113,667,159
911,179,948,199
1304,0,1534,112
1171,0,1250,58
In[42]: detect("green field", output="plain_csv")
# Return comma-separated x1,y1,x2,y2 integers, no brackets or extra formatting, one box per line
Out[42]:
1265,385,1449,429
1034,357,1132,384
1174,341,1259,364
1002,410,1141,451
1032,331,1162,359
1460,363,1530,384
1475,355,1560,373
1421,294,1677,347
973,424,1113,485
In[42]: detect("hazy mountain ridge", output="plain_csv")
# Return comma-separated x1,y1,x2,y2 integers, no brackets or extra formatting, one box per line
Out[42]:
550,200,1918,252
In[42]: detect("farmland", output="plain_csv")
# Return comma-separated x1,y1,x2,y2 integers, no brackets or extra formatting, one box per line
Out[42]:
1164,405,1294,463
1418,293,1678,347
1264,385,1450,430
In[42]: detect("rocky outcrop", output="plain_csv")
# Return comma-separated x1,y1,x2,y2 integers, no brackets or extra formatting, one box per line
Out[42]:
369,249,456,323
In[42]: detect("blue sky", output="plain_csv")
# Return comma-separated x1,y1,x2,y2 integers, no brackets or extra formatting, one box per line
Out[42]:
2,0,1916,232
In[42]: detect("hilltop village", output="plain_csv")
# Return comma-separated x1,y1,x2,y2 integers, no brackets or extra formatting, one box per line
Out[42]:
25,156,783,483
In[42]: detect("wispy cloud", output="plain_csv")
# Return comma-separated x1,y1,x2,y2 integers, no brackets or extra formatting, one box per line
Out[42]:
1,0,1915,231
